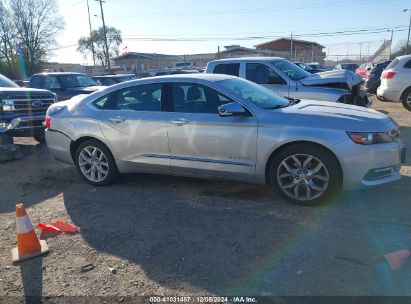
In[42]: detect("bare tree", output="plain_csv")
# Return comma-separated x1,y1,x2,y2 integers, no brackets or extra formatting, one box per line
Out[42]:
0,2,16,66
10,0,64,67
78,26,122,68
391,40,411,58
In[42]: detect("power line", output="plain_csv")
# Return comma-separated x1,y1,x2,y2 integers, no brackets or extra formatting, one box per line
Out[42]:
107,0,398,18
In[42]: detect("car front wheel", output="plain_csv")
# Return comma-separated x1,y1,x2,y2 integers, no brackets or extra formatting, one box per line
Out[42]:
269,144,341,205
75,140,119,186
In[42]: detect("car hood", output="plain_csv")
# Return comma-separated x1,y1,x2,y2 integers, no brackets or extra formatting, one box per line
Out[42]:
299,69,361,89
0,87,55,97
277,99,397,132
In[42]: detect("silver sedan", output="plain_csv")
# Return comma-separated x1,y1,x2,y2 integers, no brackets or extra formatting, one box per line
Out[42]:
45,74,405,204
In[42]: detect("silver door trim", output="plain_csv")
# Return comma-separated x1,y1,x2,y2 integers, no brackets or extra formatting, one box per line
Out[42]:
143,154,253,167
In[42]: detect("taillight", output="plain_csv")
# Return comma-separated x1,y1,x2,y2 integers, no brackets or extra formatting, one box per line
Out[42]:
45,115,51,129
382,71,395,79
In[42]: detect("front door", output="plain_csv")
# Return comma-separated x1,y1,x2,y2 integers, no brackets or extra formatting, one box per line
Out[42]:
245,63,290,97
97,83,170,171
166,82,258,180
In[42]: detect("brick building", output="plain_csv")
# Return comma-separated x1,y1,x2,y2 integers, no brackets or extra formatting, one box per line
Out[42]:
255,38,326,64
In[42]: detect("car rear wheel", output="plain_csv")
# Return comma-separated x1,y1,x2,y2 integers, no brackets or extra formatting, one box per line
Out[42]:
75,140,119,186
401,88,411,111
268,144,341,205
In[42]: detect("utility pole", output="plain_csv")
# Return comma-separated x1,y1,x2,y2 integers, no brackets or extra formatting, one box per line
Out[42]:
96,0,110,70
404,9,411,55
359,42,363,61
390,29,394,59
87,0,96,66
290,33,293,61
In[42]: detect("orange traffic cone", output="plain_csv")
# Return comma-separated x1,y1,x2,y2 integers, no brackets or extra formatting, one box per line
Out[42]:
11,203,49,263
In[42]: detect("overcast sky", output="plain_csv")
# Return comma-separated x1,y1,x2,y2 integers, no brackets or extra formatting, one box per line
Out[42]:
52,0,411,64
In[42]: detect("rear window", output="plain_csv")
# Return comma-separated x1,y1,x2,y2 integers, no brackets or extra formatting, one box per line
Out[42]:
404,59,411,69
212,63,240,77
386,59,399,70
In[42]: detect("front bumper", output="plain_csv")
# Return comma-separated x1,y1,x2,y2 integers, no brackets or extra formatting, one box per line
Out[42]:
333,139,405,190
0,115,46,137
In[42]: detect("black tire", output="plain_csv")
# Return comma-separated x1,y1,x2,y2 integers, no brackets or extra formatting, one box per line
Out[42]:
268,143,342,205
75,139,119,186
401,88,411,111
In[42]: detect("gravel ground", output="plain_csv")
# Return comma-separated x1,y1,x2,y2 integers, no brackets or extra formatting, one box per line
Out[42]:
0,97,411,299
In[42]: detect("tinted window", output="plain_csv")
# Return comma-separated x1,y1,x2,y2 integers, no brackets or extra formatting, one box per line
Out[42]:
171,82,232,114
217,78,290,110
59,74,97,88
116,83,162,111
43,76,62,89
98,78,117,86
93,94,116,110
386,59,399,70
404,60,411,69
213,63,240,77
246,63,286,85
30,75,44,89
272,60,310,80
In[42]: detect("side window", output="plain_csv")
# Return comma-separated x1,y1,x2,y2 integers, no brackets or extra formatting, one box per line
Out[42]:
246,63,286,85
213,63,240,77
93,94,116,110
171,82,233,114
43,76,62,89
404,60,411,69
30,76,43,88
116,83,162,112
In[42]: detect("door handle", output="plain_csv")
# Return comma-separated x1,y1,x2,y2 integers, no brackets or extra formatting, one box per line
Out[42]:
109,117,126,124
170,118,189,126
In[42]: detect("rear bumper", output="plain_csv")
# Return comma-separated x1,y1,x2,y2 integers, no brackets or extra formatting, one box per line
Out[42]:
376,87,401,102
0,115,46,137
45,129,74,164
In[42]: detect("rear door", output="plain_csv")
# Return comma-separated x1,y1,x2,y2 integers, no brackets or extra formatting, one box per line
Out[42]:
97,83,170,171
166,81,258,179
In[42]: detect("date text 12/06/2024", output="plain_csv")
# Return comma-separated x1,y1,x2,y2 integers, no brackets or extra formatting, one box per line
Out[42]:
149,297,258,303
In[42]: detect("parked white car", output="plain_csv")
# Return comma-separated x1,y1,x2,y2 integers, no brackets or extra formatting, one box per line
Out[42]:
206,57,371,107
377,54,411,111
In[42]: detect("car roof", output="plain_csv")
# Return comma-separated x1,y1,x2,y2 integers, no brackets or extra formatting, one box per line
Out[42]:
33,72,85,76
208,56,284,64
141,73,236,82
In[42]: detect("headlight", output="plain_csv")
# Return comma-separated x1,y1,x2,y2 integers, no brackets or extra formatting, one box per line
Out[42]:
347,130,399,145
1,99,14,111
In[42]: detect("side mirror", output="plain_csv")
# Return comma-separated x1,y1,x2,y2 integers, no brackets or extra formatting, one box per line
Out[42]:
218,102,246,117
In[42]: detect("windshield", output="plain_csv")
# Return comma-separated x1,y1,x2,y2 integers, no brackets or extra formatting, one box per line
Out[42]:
272,60,311,80
59,74,98,88
0,74,19,88
217,77,290,110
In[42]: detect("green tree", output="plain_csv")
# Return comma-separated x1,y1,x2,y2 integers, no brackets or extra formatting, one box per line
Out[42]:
77,26,122,67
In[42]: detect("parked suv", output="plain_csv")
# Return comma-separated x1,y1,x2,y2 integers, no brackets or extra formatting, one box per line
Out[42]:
377,55,411,111
29,72,102,101
206,57,370,107
1,73,56,142
364,60,391,94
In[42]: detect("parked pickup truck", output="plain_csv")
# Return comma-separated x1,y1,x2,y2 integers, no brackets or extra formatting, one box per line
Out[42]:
1,73,56,142
29,72,103,101
206,57,371,107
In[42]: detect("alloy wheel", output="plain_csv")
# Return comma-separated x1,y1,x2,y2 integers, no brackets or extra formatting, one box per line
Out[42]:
276,153,329,201
78,146,109,183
